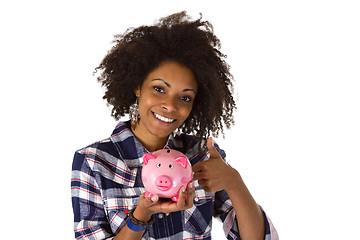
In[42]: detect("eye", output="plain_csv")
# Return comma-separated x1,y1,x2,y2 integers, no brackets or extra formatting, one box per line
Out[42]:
156,163,161,168
169,164,174,169
180,96,192,102
153,86,165,93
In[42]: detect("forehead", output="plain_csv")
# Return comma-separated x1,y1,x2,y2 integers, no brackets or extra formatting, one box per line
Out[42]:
144,61,198,90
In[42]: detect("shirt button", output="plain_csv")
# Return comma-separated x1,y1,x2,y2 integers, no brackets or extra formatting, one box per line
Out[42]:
194,197,199,202
158,213,164,219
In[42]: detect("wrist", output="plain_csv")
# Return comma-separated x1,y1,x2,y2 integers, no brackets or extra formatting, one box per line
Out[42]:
126,208,154,232
224,168,243,193
133,206,153,222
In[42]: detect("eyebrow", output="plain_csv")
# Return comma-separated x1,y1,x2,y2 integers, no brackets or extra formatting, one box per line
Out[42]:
152,79,196,93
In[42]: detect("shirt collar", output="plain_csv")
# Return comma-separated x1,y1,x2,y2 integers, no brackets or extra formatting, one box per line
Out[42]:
110,121,178,169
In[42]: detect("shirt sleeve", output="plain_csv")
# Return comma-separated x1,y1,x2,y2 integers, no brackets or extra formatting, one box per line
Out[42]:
213,189,278,239
213,143,279,240
71,150,114,240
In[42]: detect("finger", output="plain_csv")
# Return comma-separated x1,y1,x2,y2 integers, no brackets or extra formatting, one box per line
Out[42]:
192,162,204,173
207,137,221,158
185,181,195,208
196,180,212,193
193,171,205,181
140,193,159,208
176,186,187,209
186,181,195,193
202,186,214,194
197,179,208,189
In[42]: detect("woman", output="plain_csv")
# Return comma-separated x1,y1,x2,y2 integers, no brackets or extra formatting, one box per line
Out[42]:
71,11,278,240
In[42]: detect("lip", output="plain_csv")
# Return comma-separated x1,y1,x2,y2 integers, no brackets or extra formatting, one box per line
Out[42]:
152,112,177,125
157,185,170,191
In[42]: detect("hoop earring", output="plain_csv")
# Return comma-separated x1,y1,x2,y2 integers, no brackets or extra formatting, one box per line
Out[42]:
129,98,140,126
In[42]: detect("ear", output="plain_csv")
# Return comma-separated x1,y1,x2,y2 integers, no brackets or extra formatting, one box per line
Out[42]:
143,153,156,166
134,87,141,98
174,156,188,169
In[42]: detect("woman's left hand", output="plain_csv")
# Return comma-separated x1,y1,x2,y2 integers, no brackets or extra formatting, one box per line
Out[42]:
192,138,241,194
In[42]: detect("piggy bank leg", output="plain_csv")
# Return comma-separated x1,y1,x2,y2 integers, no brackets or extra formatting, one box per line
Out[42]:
145,191,153,199
171,195,179,202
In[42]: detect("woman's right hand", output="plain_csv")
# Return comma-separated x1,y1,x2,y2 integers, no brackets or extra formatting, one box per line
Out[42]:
133,181,195,221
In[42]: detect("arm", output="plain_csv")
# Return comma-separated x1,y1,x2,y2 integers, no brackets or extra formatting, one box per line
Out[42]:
73,150,195,240
114,182,195,240
113,194,155,240
71,151,113,239
193,138,267,240
224,171,265,240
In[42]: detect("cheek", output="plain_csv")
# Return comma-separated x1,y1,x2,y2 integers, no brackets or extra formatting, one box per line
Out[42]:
139,95,161,113
178,109,193,127
180,104,194,118
138,97,149,113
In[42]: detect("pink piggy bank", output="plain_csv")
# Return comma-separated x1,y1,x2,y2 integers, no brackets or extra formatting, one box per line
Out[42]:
141,149,193,202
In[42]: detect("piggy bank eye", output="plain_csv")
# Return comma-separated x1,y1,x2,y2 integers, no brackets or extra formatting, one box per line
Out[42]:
156,163,161,168
169,164,174,169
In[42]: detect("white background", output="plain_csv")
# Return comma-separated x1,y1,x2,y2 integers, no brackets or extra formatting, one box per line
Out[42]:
1,0,359,239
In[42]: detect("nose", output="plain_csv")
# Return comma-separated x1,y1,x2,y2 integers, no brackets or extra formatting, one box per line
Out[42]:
161,96,177,112
156,175,172,191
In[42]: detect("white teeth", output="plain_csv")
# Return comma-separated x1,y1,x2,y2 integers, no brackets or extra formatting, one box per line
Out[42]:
154,113,175,123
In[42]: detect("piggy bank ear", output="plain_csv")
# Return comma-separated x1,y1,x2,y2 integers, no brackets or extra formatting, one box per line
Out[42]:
174,156,188,168
143,153,157,166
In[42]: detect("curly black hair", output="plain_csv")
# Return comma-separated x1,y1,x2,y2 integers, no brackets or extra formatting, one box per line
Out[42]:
95,11,236,142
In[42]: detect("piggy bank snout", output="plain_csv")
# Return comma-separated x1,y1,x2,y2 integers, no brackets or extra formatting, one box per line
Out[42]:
156,175,172,191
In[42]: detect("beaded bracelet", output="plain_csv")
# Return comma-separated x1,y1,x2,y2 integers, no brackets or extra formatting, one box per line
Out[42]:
126,208,155,232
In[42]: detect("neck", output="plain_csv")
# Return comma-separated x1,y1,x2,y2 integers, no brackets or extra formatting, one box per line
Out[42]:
131,122,169,152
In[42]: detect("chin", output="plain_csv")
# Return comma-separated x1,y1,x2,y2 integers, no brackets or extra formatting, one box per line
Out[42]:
150,129,175,138
148,123,179,137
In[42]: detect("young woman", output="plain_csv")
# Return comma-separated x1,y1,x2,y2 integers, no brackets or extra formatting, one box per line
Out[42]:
71,11,278,240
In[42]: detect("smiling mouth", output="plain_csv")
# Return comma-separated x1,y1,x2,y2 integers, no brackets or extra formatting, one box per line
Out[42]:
157,185,170,191
153,112,176,123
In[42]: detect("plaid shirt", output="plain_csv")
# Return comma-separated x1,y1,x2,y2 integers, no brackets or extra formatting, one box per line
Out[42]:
71,121,278,240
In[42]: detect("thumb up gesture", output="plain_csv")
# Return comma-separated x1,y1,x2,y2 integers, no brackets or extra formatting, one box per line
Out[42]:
192,138,240,194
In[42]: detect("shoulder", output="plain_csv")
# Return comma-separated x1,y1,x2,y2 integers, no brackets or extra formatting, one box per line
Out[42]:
175,133,226,153
76,137,119,157
171,133,202,152
172,134,227,163
170,133,205,164
72,137,121,170
73,136,140,186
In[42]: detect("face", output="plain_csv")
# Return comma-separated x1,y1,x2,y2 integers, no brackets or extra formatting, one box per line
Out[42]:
134,61,198,141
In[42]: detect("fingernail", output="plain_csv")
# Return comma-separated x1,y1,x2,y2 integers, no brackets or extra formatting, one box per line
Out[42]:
182,187,186,193
189,182,194,189
151,196,158,202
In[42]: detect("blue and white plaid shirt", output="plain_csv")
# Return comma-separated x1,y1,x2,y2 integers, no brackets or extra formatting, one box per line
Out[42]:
71,121,278,239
